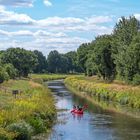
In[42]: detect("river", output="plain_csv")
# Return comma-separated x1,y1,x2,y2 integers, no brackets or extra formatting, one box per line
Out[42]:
47,80,140,140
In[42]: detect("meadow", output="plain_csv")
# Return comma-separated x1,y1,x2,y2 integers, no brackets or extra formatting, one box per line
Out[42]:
30,74,68,83
0,79,56,140
64,76,140,109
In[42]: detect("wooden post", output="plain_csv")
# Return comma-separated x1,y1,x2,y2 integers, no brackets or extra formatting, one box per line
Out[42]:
12,90,19,99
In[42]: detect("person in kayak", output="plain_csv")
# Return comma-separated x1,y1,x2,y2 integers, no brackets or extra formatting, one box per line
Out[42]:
71,105,77,113
77,105,83,111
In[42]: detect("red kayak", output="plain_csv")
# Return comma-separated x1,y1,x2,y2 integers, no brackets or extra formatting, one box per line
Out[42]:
71,109,83,114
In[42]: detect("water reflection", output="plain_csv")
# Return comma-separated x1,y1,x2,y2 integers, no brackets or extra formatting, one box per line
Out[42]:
71,113,83,122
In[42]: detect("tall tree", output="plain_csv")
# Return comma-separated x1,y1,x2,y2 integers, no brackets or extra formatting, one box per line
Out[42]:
112,16,140,80
65,51,82,73
122,33,140,82
47,50,61,73
77,43,90,72
1,48,38,77
88,35,115,81
33,50,47,73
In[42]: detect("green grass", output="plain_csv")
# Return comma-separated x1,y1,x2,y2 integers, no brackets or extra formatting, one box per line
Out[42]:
0,79,56,140
64,76,140,109
30,74,68,81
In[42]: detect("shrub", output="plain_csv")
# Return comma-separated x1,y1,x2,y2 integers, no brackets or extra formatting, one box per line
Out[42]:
0,66,9,83
132,74,140,85
27,116,46,134
7,121,33,140
5,64,18,79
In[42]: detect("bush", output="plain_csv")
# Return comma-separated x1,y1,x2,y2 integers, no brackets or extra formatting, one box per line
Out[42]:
7,121,33,140
5,64,18,79
0,66,9,83
132,74,140,85
27,116,46,134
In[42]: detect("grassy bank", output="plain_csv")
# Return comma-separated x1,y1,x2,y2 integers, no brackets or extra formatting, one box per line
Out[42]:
30,74,68,83
0,79,56,140
64,76,140,110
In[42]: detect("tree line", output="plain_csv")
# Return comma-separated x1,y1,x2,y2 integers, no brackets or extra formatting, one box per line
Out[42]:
77,16,140,85
0,48,81,83
0,16,140,85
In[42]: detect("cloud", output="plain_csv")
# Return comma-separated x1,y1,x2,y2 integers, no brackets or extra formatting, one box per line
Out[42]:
0,0,34,7
0,32,89,55
44,0,52,7
0,29,67,38
134,14,140,20
0,7,113,35
37,17,84,26
0,7,114,55
0,6,34,25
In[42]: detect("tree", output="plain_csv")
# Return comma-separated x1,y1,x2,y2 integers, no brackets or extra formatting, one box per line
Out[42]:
112,16,140,80
4,63,18,79
86,35,115,81
1,48,38,77
77,43,90,72
33,50,47,73
65,51,82,73
47,50,61,73
0,63,9,83
122,34,140,83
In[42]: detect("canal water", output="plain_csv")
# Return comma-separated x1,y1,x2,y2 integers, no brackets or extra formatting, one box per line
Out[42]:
47,80,140,140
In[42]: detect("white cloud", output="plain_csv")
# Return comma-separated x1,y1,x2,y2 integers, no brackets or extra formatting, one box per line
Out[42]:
0,7,113,35
0,6,34,25
0,7,114,55
0,34,89,56
134,14,140,20
37,17,84,26
86,16,112,24
0,0,34,7
0,29,67,38
44,0,52,7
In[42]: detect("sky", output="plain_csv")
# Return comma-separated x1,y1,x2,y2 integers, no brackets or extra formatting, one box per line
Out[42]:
0,0,140,56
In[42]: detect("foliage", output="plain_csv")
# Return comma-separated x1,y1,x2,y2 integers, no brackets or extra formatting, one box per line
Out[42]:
47,50,82,73
1,48,38,77
0,64,9,83
65,51,82,73
77,43,90,72
5,64,18,79
132,74,140,85
86,35,115,81
65,76,140,109
0,79,56,139
27,117,46,134
75,16,140,85
112,16,140,82
47,50,62,73
7,121,33,140
33,50,47,73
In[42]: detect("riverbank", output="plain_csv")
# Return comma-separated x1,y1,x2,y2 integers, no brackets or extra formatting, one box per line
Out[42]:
30,74,68,83
0,78,56,140
64,76,140,118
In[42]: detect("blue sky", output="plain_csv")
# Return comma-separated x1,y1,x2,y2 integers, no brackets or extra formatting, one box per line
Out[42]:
0,0,140,56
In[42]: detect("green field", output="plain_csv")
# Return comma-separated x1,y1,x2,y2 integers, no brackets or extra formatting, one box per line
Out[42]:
30,74,68,83
0,79,56,140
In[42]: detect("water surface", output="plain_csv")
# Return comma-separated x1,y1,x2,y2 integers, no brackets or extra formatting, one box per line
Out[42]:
47,80,140,140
